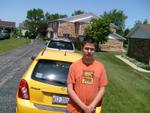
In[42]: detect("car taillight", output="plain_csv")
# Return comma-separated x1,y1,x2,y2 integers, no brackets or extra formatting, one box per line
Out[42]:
18,79,30,100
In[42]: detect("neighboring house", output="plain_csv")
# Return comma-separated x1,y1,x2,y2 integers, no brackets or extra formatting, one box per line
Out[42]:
0,20,15,32
100,32,126,52
100,23,126,52
19,21,28,36
127,24,150,64
47,13,98,41
48,13,125,52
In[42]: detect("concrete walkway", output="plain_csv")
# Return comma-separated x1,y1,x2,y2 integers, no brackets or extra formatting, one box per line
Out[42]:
115,55,150,73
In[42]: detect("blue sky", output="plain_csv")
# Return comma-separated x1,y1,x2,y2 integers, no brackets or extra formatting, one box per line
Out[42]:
0,0,150,28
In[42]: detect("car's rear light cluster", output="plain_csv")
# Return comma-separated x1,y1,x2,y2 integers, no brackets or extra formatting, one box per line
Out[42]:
18,79,30,100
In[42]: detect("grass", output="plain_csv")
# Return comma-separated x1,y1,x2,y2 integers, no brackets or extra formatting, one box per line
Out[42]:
0,38,30,53
94,52,150,113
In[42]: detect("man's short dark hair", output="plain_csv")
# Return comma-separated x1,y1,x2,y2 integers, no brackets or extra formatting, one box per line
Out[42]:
82,38,96,48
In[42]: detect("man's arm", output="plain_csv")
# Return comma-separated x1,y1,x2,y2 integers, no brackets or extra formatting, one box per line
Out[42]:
90,86,105,108
67,83,87,111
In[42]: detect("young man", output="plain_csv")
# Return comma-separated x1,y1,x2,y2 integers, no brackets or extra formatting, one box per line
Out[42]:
67,38,108,113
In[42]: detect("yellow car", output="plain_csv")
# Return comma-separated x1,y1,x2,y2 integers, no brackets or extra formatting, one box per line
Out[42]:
16,49,82,113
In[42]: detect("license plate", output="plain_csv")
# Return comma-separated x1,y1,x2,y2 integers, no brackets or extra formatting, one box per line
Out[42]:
52,94,69,105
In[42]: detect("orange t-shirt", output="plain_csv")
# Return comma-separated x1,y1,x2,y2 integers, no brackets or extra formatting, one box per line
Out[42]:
67,59,108,113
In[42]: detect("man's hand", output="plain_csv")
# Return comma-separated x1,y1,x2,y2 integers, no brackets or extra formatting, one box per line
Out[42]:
83,104,95,113
87,104,95,113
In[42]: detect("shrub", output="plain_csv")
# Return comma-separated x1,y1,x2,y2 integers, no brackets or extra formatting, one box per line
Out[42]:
121,53,150,71
75,38,82,50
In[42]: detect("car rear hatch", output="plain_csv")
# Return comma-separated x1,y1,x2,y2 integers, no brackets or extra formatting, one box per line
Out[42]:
29,60,71,111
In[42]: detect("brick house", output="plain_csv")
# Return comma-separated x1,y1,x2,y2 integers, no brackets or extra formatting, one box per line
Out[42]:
127,24,150,64
0,20,16,32
47,13,98,41
19,21,28,36
100,32,126,52
100,23,126,52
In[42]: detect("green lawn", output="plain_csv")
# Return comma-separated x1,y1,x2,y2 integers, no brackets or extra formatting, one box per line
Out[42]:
0,38,30,53
95,52,150,113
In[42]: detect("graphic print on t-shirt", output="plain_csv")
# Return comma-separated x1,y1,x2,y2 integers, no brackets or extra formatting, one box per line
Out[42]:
82,70,94,84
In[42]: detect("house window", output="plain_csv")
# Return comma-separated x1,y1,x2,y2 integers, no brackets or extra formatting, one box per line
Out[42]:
50,32,54,38
63,33,70,38
49,23,53,28
53,22,57,29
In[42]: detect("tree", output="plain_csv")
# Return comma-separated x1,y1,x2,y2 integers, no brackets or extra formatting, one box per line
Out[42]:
85,18,111,51
134,19,149,27
143,19,148,24
25,8,68,38
12,27,22,38
72,10,85,16
134,20,142,26
123,28,130,37
123,28,130,46
26,8,45,39
45,12,67,21
102,9,128,35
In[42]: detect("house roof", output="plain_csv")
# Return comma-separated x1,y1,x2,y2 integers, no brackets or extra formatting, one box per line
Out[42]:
127,24,150,39
110,23,119,30
108,33,126,40
0,20,16,28
57,13,98,23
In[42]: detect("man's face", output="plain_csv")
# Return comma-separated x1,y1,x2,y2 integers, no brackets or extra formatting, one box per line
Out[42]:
82,43,95,59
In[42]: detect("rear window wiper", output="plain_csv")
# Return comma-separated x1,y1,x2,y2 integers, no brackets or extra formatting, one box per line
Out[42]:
52,80,66,85
33,76,67,85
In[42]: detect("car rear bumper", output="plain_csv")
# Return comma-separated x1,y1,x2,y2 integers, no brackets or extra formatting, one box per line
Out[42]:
16,98,67,113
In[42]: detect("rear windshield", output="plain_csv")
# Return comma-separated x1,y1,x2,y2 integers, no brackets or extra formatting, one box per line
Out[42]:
31,60,71,86
48,40,73,50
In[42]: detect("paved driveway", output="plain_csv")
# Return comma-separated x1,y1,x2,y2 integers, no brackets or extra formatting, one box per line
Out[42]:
0,39,45,113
